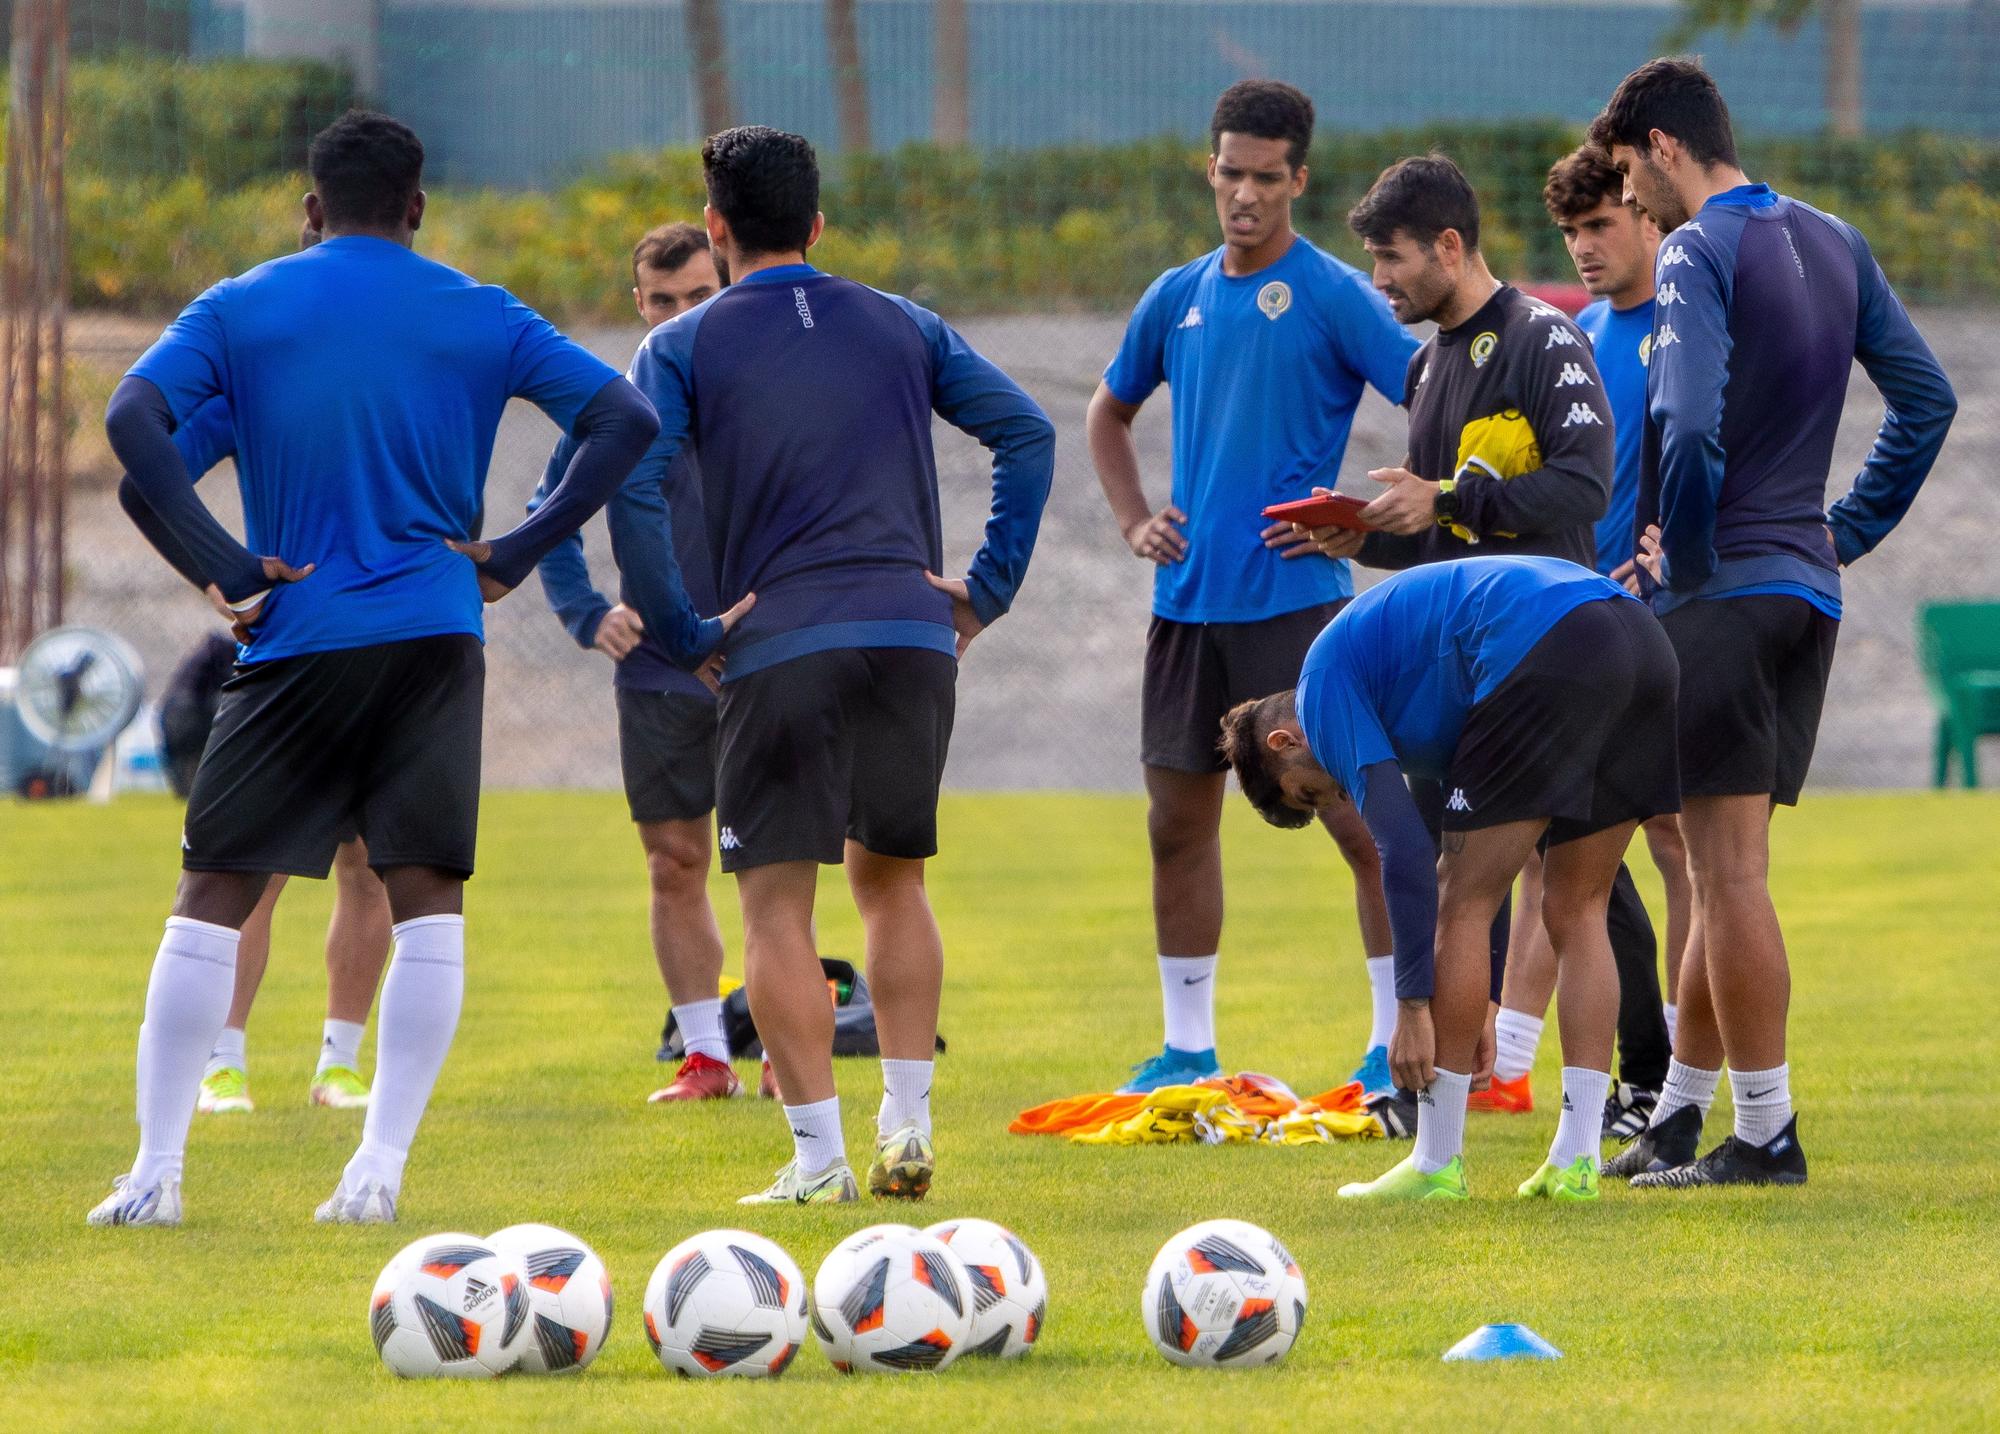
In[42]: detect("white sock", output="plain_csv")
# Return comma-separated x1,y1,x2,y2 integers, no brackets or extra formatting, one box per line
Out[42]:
1551,1065,1611,1169
1158,955,1217,1053
1663,1002,1679,1046
673,997,729,1064
1493,1008,1544,1083
1729,1063,1792,1147
1364,956,1396,1050
784,1096,845,1178
132,918,240,1187
878,1058,934,1137
342,916,463,1195
316,1018,366,1075
1413,1068,1472,1174
1652,1057,1721,1128
206,1024,247,1079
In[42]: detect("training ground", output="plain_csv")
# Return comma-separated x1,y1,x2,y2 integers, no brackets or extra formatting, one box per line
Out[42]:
5,790,1996,1430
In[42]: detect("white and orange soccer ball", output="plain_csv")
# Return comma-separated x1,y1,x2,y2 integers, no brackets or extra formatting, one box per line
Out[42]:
1140,1218,1307,1369
811,1225,974,1374
369,1232,527,1379
486,1223,613,1374
643,1229,810,1379
924,1217,1047,1359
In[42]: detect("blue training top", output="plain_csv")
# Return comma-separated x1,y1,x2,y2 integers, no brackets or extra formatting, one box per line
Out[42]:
1103,237,1417,624
611,263,1055,682
128,236,620,662
1295,556,1635,812
530,436,717,699
1639,183,1956,618
1575,296,1654,576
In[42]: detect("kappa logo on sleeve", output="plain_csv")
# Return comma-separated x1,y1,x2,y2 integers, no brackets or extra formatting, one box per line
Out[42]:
1660,245,1692,269
1554,362,1592,388
1562,402,1603,428
1654,325,1680,350
1544,326,1580,351
1656,282,1684,306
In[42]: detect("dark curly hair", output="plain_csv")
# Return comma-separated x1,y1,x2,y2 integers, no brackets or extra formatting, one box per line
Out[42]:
307,110,424,232
1588,58,1739,169
631,222,711,285
1348,152,1480,251
1542,145,1628,222
701,125,820,258
1219,692,1314,830
1210,80,1315,171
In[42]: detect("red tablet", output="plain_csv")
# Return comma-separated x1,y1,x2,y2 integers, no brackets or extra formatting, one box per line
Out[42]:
1261,492,1375,531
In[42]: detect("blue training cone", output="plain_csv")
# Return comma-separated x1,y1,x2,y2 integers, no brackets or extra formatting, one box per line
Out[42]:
1442,1323,1562,1362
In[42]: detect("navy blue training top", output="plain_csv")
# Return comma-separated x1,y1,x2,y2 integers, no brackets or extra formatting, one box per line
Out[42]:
610,264,1055,680
1639,184,1955,617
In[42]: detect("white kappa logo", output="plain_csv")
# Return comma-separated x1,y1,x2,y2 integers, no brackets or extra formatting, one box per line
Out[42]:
1654,324,1680,350
1545,326,1579,350
1555,362,1592,388
1178,305,1203,329
1562,402,1603,428
1445,789,1473,813
1660,245,1692,268
719,827,743,851
1656,281,1684,306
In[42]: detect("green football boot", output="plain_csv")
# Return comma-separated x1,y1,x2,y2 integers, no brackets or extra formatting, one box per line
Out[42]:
866,1123,936,1201
737,1159,860,1206
308,1065,371,1109
1337,1153,1469,1201
1517,1155,1600,1202
196,1066,253,1115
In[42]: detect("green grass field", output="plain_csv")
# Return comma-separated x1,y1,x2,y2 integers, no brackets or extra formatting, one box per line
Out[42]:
4,790,1998,1430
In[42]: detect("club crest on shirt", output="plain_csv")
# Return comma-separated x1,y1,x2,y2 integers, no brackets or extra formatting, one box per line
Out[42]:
1639,333,1653,367
1257,281,1292,321
1469,331,1498,367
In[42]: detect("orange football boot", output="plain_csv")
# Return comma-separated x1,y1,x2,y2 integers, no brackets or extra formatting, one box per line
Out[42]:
1467,1071,1533,1113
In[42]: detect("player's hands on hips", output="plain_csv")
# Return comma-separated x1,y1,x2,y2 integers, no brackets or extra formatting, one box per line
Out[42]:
209,556,314,642
444,538,512,603
1123,506,1188,565
1635,523,1665,587
693,592,758,695
1390,998,1437,1092
1362,467,1443,537
593,603,644,661
924,572,985,658
1276,485,1366,560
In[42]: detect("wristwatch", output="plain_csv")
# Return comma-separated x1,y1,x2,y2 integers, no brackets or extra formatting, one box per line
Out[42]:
1433,477,1461,527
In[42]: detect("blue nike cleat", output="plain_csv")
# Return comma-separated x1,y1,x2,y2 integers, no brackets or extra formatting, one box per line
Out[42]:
1350,1044,1393,1097
1118,1045,1221,1095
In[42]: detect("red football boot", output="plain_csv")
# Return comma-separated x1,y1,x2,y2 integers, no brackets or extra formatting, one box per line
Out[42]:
648,1051,743,1103
1468,1070,1533,1113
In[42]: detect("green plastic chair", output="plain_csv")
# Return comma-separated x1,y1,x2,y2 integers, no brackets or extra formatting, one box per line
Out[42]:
1918,602,2000,788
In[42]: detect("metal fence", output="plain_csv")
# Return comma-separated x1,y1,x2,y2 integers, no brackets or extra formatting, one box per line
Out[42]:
25,0,2000,790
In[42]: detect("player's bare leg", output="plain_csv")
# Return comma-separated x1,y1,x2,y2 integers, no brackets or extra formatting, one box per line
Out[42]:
1643,813,1693,1030
198,874,282,1115
1480,851,1555,1113
316,865,464,1224
311,837,392,1108
90,869,270,1227
640,816,737,1102
847,842,942,1199
1122,766,1228,1092
1317,798,1398,1091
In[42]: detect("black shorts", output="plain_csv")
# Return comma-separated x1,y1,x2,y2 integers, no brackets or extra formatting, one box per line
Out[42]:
1142,600,1348,773
1660,593,1838,806
182,634,484,879
714,646,955,873
1443,598,1680,846
616,689,718,824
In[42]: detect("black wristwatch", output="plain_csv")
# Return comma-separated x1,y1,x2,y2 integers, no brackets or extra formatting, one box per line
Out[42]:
1434,476,1461,526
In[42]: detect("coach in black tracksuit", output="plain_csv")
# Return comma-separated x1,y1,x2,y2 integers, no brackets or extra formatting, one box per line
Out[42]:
1298,154,1672,1105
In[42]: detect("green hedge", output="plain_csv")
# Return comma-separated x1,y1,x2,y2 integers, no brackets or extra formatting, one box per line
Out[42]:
41,121,2000,318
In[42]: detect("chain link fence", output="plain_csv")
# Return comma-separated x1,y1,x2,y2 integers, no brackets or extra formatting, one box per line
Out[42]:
27,0,2000,790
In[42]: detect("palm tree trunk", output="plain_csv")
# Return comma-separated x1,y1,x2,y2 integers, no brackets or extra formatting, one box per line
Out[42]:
825,0,872,152
932,0,970,146
1822,0,1862,138
686,0,733,135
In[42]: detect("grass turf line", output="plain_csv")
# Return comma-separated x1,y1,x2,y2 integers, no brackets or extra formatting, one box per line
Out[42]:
2,790,1996,1431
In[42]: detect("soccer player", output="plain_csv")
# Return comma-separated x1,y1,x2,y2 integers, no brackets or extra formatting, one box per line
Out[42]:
528,222,747,1104
1087,81,1418,1097
1589,59,1956,1186
1221,556,1680,1201
88,110,710,1228
608,125,1054,1204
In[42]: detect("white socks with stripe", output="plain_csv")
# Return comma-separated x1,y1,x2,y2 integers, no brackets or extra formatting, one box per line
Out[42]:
343,916,464,1195
1413,1069,1471,1174
132,918,240,1188
1551,1066,1610,1168
785,1096,845,1178
1158,954,1217,1053
1652,1057,1721,1128
673,997,729,1064
879,1058,934,1137
1365,956,1397,1050
1730,1063,1792,1147
1493,1007,1544,1083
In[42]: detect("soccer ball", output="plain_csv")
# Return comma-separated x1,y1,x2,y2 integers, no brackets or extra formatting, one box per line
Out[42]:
924,1218,1047,1358
369,1232,527,1379
811,1226,974,1374
1141,1218,1307,1369
643,1229,809,1379
486,1223,613,1374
